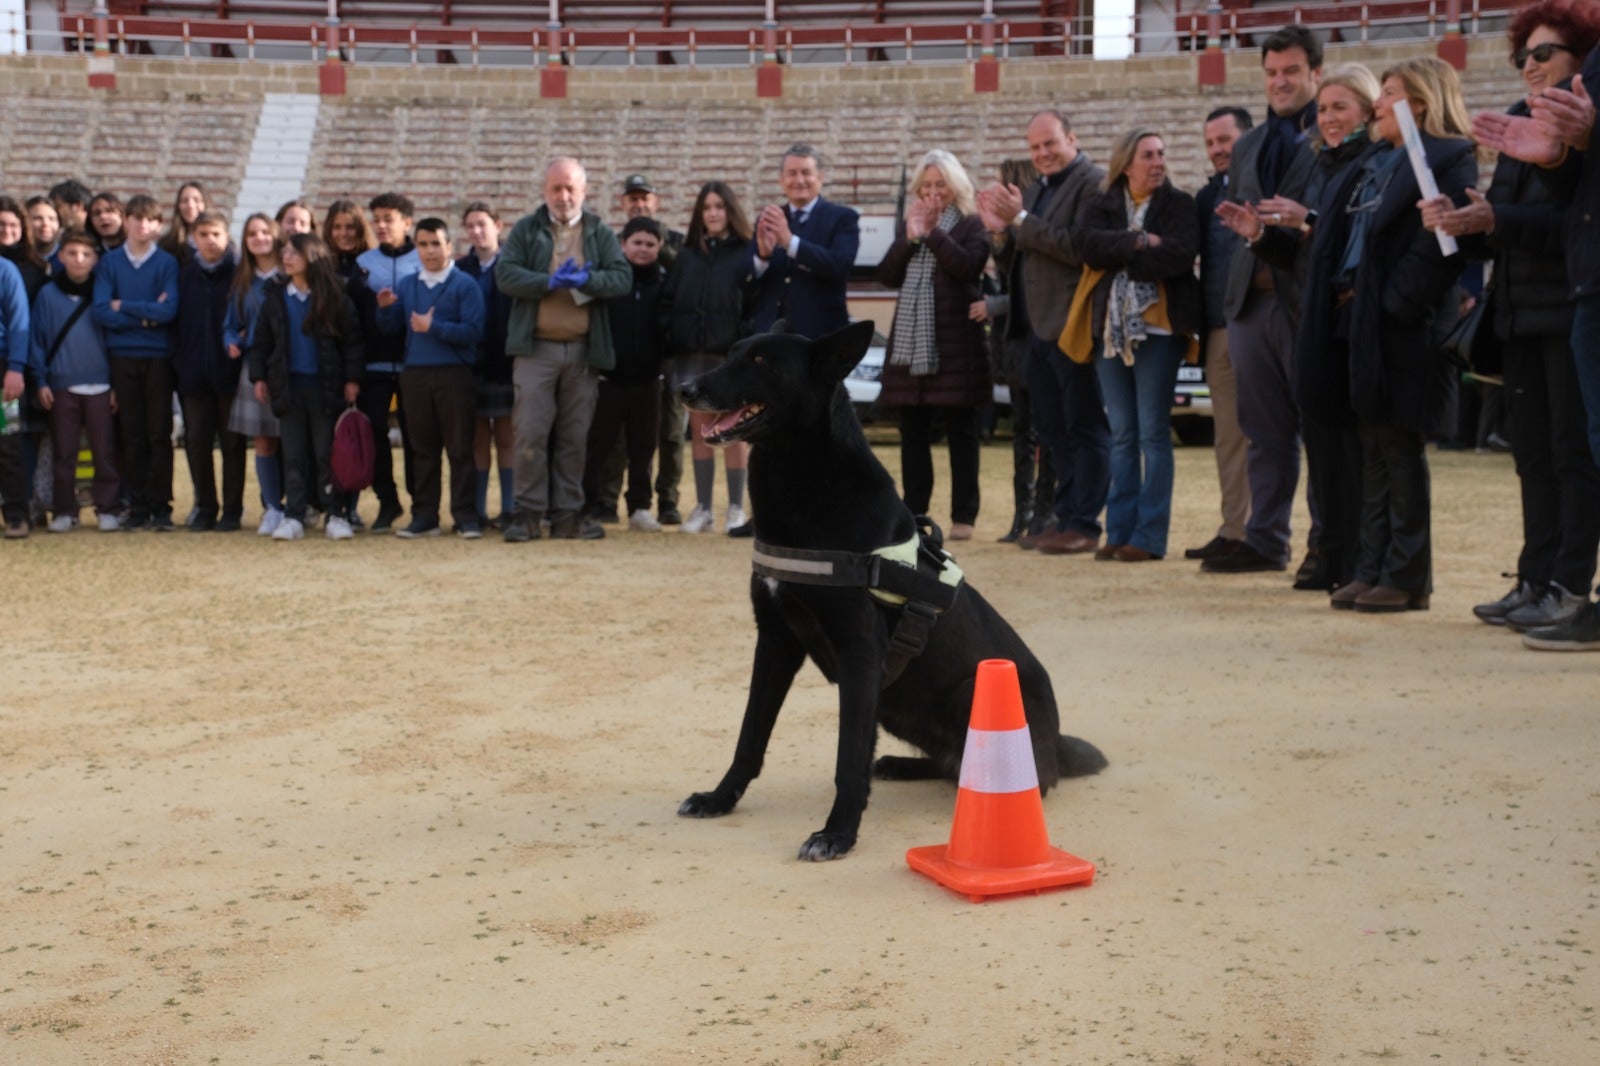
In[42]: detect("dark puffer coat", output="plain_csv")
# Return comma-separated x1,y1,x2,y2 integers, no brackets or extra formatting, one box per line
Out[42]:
875,212,992,408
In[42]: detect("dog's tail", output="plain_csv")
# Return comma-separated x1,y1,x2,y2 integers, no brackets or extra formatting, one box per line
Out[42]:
1057,735,1109,778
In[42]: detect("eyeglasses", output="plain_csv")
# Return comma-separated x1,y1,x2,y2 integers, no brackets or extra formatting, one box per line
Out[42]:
1511,41,1575,67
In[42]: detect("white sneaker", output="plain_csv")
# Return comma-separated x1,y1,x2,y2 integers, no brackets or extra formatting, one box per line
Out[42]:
724,504,746,532
681,504,714,534
271,517,305,541
326,516,354,541
257,508,284,536
48,514,78,533
629,508,662,532
97,513,120,532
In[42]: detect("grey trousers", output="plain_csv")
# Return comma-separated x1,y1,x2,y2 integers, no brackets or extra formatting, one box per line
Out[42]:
1206,326,1250,543
1228,291,1312,564
513,339,599,523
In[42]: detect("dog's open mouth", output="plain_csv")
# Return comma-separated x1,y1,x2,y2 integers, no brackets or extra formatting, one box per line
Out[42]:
701,404,766,445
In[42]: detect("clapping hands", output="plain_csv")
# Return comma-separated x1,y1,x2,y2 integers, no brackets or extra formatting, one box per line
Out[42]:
549,257,590,291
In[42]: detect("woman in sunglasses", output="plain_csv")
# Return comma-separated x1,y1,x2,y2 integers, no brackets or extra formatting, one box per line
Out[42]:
1421,0,1600,633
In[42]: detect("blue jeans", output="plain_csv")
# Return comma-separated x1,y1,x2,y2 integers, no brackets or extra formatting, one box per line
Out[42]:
1572,294,1600,470
1023,335,1110,537
1095,335,1183,556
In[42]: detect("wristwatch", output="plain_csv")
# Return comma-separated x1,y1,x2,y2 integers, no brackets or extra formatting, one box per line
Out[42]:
1012,209,1029,226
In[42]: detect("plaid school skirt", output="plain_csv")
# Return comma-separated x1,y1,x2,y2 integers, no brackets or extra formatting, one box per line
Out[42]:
227,372,280,437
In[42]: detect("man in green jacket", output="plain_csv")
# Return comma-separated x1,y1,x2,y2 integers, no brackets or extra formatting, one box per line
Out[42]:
496,156,631,542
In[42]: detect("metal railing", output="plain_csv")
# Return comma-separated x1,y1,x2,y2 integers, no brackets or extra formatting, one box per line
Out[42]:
11,1,1518,69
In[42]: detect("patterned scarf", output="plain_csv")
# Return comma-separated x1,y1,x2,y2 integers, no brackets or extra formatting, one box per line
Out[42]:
889,204,962,377
1103,190,1159,367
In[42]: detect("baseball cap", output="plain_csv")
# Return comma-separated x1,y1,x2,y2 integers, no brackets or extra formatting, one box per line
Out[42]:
621,174,655,194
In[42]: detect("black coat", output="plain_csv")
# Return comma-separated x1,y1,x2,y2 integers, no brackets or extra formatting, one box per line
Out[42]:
1297,135,1478,432
875,213,992,409
172,252,239,397
663,234,757,356
606,262,669,387
457,251,514,386
246,278,365,418
1077,180,1204,348
1460,96,1577,340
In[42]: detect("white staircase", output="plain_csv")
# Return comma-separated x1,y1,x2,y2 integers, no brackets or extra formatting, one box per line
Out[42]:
231,93,320,239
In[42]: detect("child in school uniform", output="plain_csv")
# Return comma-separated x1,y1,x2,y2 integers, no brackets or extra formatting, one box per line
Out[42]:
354,191,420,532
246,233,363,543
375,217,485,539
584,216,668,533
456,202,515,529
29,228,120,532
91,193,179,530
173,210,246,531
224,212,286,534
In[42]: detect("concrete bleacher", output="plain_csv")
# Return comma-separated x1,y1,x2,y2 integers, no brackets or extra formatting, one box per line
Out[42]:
0,92,258,216
0,35,1533,234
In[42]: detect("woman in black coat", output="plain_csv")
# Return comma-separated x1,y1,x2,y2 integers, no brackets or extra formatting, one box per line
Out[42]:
1298,57,1478,612
1422,0,1600,631
661,180,758,534
876,149,992,541
1068,127,1201,562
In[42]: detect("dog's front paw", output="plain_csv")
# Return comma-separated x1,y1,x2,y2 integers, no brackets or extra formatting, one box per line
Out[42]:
678,790,738,818
797,830,856,861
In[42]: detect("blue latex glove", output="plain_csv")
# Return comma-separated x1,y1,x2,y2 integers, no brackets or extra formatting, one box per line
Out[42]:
549,257,591,291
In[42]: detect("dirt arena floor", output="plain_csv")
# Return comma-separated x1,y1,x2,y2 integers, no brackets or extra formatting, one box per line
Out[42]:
2,434,1595,1065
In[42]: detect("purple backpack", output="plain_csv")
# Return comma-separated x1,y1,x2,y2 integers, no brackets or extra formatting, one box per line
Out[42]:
331,406,375,492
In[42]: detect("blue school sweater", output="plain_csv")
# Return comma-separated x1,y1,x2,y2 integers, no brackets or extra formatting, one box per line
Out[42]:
283,289,320,378
90,244,179,358
223,269,278,352
375,268,484,369
356,242,420,372
0,257,28,374
29,281,111,391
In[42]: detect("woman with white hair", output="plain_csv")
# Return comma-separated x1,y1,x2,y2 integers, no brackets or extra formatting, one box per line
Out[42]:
875,148,993,540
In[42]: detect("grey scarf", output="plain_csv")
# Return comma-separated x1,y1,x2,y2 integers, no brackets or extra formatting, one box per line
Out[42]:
890,204,962,377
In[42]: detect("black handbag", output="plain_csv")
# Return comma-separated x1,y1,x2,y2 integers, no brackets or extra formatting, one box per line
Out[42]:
1438,282,1502,378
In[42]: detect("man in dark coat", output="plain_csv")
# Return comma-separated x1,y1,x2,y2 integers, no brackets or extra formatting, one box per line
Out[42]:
747,144,860,341
977,109,1109,555
1204,23,1323,577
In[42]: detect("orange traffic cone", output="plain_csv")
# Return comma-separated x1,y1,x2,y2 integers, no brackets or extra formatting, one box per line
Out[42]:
906,658,1095,901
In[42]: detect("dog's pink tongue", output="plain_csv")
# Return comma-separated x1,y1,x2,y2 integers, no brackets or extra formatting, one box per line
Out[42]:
703,407,749,439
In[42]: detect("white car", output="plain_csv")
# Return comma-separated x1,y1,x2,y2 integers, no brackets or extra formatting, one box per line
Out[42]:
845,329,1011,421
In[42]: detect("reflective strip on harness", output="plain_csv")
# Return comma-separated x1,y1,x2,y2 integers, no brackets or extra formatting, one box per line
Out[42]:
752,547,838,578
957,728,1041,794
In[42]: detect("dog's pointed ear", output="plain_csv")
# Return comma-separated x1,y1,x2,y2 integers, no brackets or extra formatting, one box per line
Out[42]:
813,320,877,383
768,319,791,336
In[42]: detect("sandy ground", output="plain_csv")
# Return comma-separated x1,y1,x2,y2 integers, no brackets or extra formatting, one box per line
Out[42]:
1,435,1596,1065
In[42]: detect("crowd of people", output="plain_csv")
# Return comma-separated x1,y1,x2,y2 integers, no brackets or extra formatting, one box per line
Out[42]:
2,6,1599,655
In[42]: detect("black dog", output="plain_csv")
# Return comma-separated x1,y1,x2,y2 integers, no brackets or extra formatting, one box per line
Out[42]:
677,320,1107,861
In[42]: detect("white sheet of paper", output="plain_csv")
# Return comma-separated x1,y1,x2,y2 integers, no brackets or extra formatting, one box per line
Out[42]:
1393,99,1458,257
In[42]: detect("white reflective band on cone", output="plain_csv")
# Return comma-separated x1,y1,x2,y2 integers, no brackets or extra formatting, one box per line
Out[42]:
957,727,1040,794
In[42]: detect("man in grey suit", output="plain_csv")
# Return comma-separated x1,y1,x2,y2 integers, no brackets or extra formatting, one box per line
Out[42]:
978,110,1109,555
1202,24,1323,576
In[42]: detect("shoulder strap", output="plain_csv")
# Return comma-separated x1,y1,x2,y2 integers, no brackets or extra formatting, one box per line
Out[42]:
44,297,92,369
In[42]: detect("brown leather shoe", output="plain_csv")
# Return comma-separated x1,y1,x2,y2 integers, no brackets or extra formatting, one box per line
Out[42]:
1330,581,1374,610
1037,528,1098,555
1016,525,1050,550
1113,545,1159,562
1353,585,1430,613
1094,543,1124,561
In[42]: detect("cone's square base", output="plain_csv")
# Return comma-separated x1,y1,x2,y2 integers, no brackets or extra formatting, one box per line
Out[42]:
906,844,1095,902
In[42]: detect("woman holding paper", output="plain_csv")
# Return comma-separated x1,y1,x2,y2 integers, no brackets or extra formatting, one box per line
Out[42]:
1420,0,1600,632
1291,57,1478,613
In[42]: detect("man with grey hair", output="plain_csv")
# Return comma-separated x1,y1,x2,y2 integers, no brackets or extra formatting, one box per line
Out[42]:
495,156,631,542
748,143,860,341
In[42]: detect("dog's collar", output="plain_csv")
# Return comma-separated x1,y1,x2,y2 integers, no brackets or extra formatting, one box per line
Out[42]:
752,534,963,609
